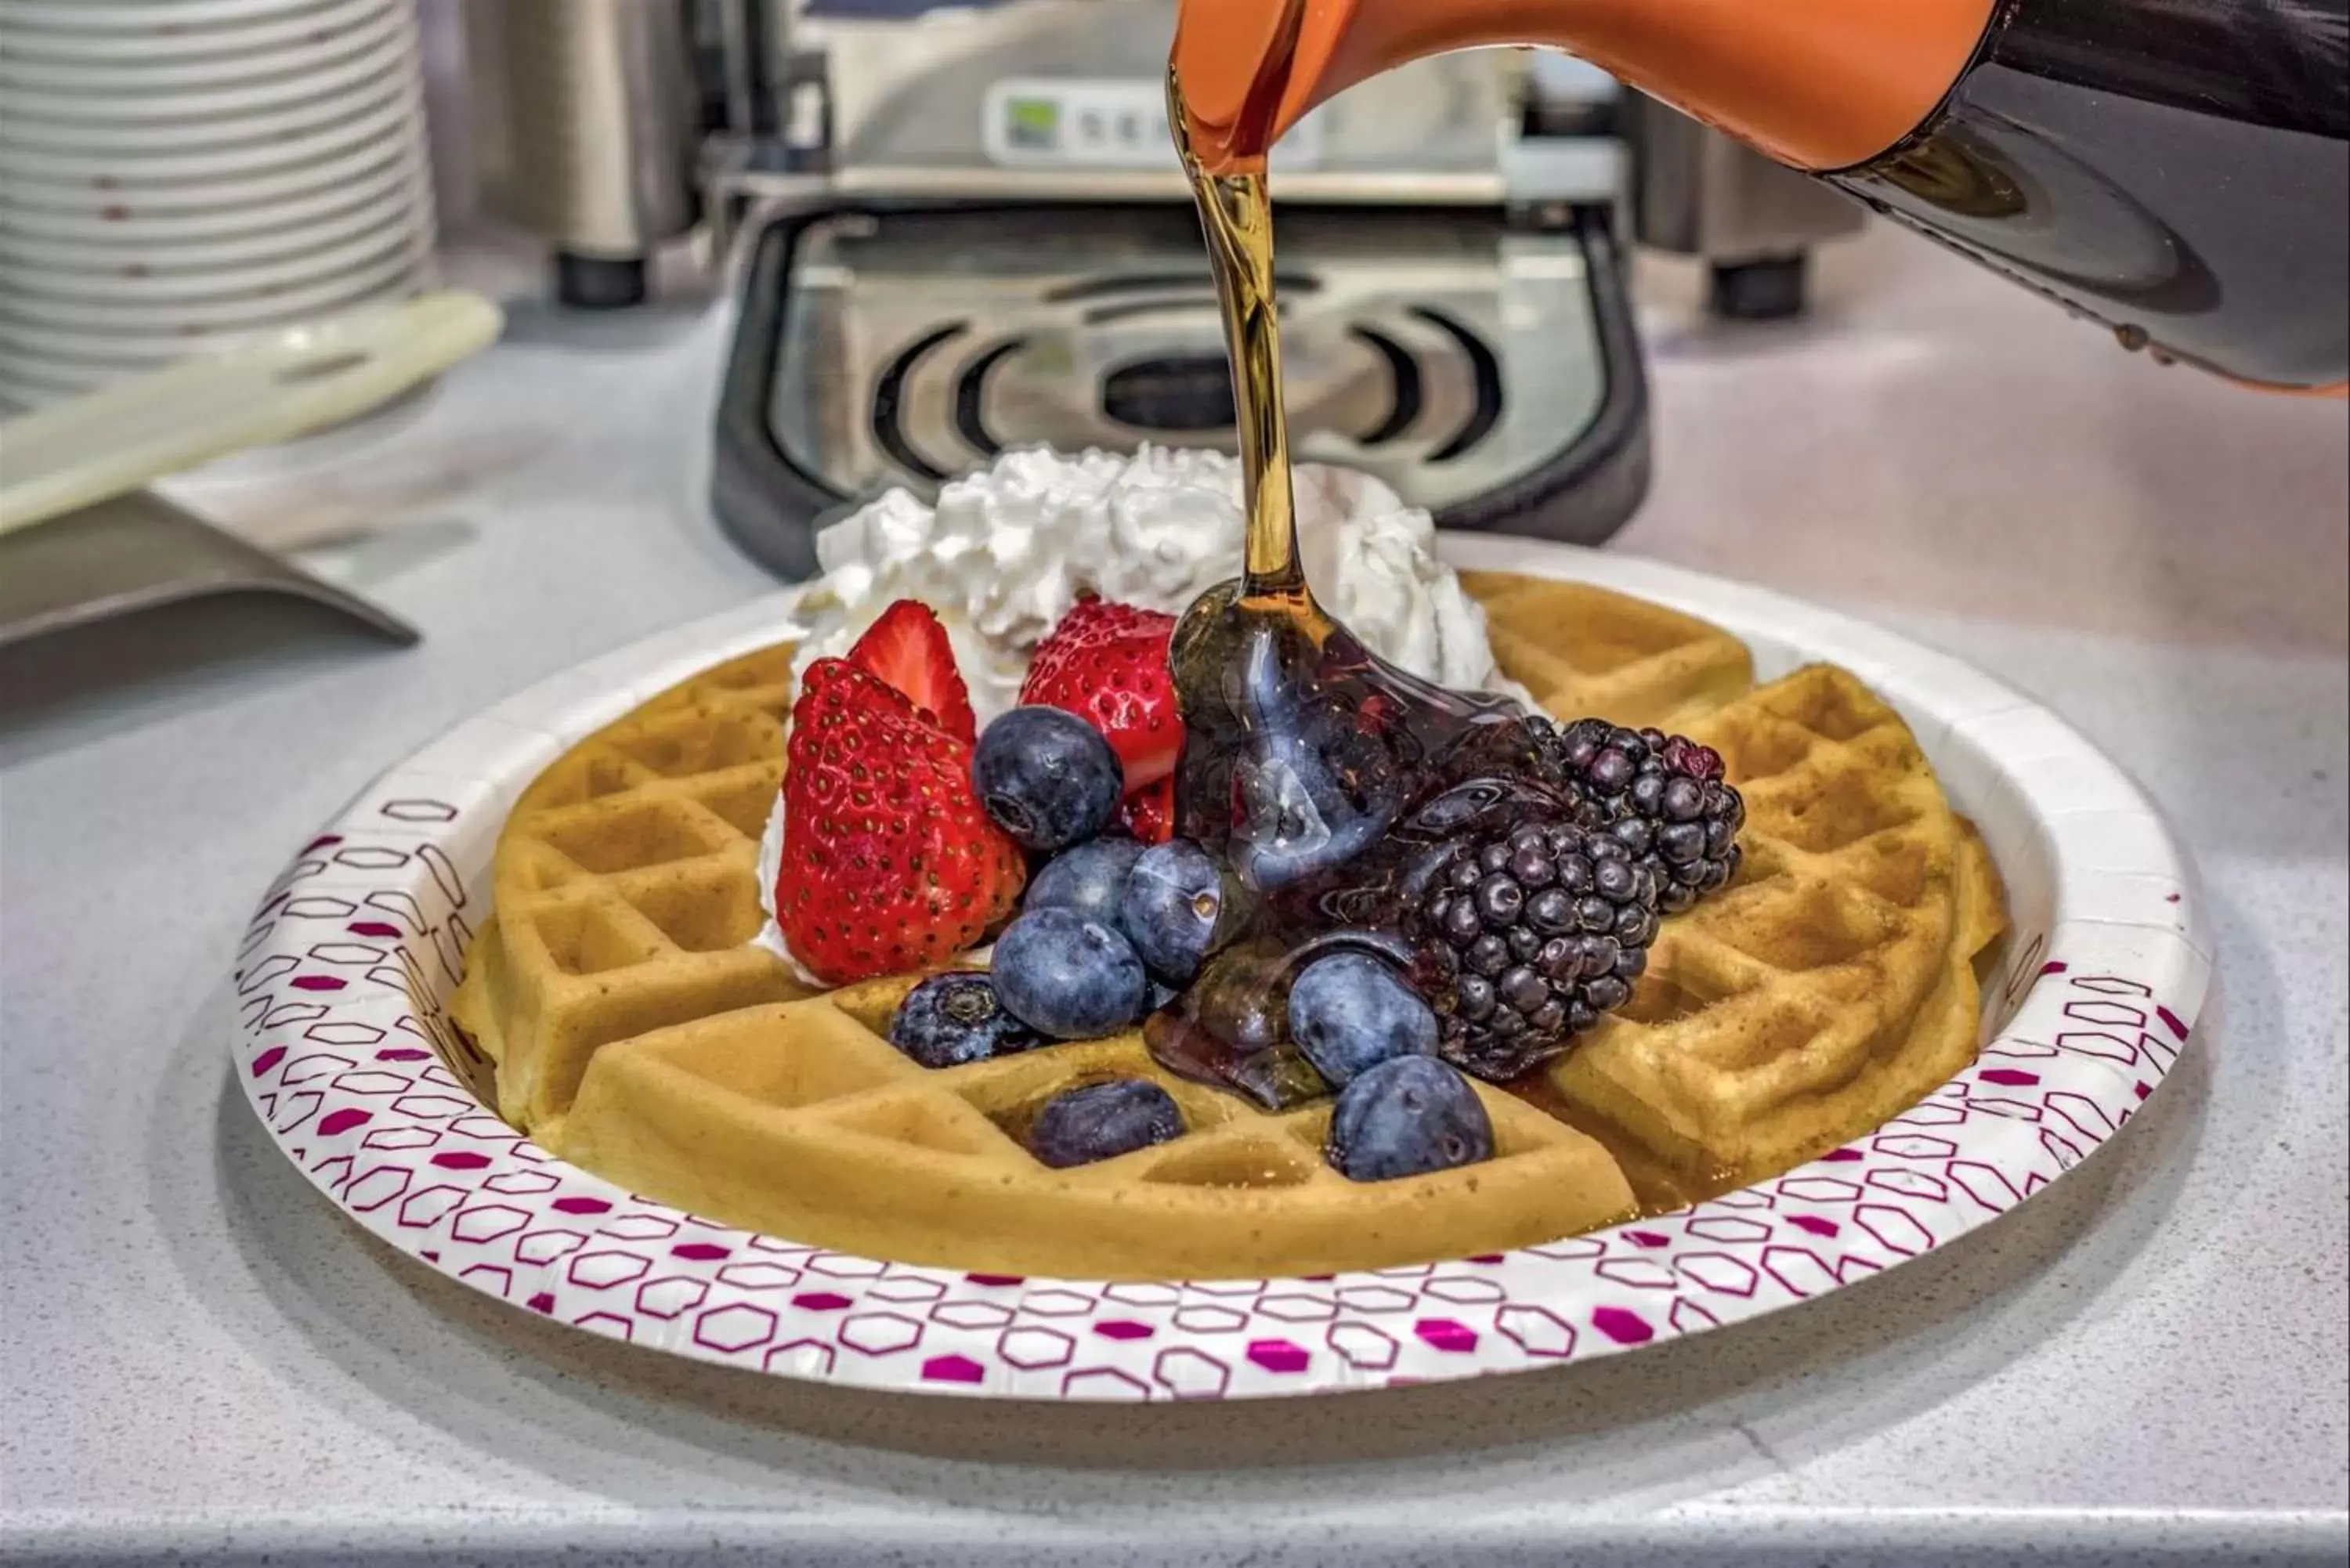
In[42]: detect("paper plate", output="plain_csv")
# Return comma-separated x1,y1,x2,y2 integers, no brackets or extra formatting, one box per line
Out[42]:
0,52,416,171
0,0,376,31
0,175,423,276
0,233,429,349
0,134,420,216
0,144,421,247
0,0,398,80
230,539,2210,1402
0,198,428,305
0,0,390,63
0,6,411,125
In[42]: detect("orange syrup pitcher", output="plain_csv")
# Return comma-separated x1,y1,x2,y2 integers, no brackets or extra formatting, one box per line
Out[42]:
1169,0,2350,392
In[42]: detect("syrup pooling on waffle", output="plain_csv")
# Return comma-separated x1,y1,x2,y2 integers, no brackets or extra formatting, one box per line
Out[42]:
451,576,2006,1281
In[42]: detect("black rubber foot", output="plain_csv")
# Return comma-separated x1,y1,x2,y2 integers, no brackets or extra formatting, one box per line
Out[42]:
1708,255,1809,320
555,252,649,311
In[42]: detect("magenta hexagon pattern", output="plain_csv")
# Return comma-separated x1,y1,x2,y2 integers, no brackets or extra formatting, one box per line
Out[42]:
230,591,2214,1402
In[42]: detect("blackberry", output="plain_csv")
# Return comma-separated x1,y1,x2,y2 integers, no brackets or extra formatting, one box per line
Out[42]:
1538,718,1745,914
1401,818,1661,1082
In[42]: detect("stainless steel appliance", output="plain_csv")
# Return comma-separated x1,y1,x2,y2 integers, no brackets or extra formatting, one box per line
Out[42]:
465,0,704,308
469,2,1867,573
1625,89,1865,320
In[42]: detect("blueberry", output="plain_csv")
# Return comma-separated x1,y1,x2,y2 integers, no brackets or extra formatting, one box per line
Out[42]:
1285,952,1437,1088
1025,836,1145,927
1227,732,1388,890
1027,1078,1185,1169
990,907,1148,1039
888,973,1041,1068
1119,838,1227,983
1325,1057,1495,1183
972,706,1123,852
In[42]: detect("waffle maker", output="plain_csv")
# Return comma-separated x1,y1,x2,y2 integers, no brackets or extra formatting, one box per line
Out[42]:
704,0,1647,580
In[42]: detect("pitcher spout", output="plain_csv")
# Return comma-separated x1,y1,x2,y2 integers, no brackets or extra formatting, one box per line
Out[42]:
1172,0,1999,174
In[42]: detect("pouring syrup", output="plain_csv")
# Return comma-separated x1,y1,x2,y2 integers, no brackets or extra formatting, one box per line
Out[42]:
1164,68,1567,924
1150,65,1584,1100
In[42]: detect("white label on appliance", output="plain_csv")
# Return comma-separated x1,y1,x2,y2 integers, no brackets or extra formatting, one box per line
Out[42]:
982,77,1325,171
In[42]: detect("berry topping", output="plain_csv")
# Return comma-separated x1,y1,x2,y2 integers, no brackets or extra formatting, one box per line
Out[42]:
845,599,975,743
1019,598,1183,792
1170,941,1292,1057
776,660,1025,986
971,706,1125,853
1538,719,1745,913
1118,838,1230,984
1023,836,1145,928
1325,1056,1494,1182
1026,1078,1185,1169
889,973,1039,1069
991,907,1148,1039
1285,951,1439,1088
1118,774,1177,845
1404,818,1661,1082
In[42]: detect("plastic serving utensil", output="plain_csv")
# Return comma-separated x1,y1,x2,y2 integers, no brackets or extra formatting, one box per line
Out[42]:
0,289,504,538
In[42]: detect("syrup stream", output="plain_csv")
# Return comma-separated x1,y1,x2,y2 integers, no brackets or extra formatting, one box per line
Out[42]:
1169,68,1310,609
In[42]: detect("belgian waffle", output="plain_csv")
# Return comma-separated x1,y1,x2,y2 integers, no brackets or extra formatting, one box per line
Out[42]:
451,574,2005,1279
450,642,815,1133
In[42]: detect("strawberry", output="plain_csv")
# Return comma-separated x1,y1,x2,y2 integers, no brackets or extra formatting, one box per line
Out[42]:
776,659,1023,985
1119,775,1177,845
847,599,975,743
1018,599,1182,791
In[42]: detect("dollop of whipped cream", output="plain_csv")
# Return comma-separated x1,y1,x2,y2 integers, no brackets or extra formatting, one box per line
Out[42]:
779,444,1514,723
754,445,1525,984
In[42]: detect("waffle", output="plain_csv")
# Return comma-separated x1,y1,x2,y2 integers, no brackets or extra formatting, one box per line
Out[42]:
450,641,817,1133
1532,663,2004,1193
451,573,2004,1279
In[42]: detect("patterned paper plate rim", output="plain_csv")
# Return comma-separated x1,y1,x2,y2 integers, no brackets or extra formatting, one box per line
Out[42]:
231,537,2213,1402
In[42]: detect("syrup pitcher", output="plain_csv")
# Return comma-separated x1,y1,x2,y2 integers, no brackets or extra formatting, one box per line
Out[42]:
1148,0,2339,1097
1155,23,1737,1098
1171,0,2349,396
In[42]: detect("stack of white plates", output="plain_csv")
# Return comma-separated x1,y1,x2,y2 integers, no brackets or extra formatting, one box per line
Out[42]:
0,0,438,410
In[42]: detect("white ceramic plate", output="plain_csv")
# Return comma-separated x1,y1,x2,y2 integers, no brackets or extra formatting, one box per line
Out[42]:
230,538,2211,1401
0,0,396,76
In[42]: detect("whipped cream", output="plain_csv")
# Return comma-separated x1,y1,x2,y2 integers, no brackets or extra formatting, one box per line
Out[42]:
755,445,1527,984
779,445,1517,723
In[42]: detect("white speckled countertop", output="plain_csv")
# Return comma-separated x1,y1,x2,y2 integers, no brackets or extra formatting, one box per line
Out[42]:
2,226,2344,1566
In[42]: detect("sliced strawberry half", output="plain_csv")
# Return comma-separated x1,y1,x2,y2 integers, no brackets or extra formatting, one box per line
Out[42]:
776,659,1022,985
1018,598,1182,790
847,599,975,743
1119,775,1177,845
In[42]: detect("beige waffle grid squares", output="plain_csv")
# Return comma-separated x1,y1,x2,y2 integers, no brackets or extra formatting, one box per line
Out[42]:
453,576,2004,1280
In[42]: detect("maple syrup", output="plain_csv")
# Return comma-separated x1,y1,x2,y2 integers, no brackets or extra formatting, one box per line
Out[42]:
1157,60,1737,1217
1164,69,1566,938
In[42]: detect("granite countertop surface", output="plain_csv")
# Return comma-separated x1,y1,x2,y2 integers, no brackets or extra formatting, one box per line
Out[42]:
2,226,2344,1566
